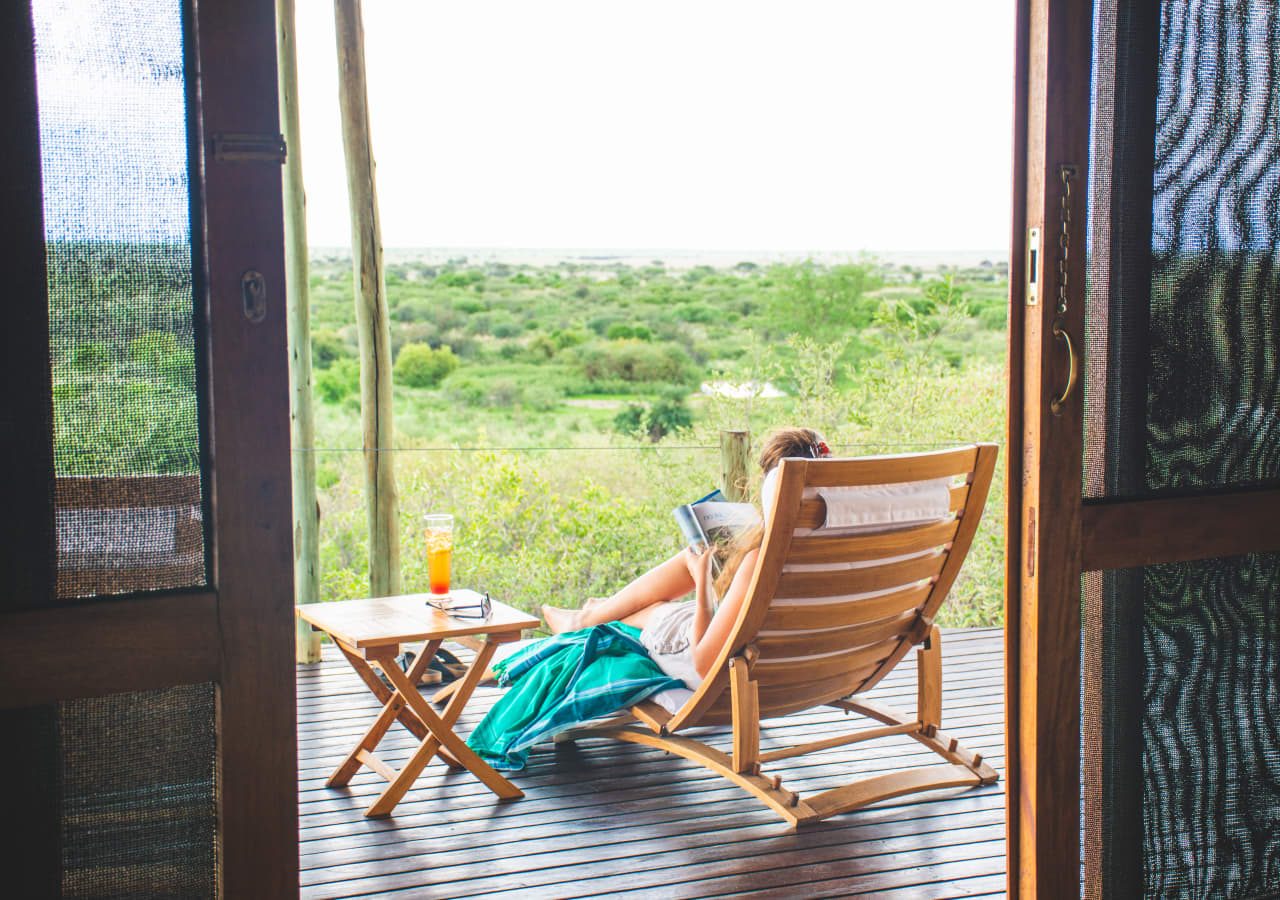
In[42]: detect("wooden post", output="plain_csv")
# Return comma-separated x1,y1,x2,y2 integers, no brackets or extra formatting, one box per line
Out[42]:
334,0,400,597
277,0,322,663
719,430,751,502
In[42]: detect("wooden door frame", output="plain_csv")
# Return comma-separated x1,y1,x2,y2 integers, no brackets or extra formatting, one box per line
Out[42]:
196,0,297,894
1005,0,1092,895
0,0,297,895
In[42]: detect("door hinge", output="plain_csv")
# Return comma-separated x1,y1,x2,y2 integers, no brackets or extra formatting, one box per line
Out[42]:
213,132,287,164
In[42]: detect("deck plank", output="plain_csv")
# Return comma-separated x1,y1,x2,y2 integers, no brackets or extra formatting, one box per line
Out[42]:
299,627,1006,897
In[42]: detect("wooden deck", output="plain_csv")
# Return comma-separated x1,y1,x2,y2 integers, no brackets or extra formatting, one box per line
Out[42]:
298,627,1006,898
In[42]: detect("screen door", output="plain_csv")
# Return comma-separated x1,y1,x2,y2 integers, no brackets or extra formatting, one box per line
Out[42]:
1008,0,1280,896
0,1,296,896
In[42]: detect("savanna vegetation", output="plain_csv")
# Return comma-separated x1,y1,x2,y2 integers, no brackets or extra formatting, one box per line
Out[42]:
47,245,1009,626
304,253,1010,627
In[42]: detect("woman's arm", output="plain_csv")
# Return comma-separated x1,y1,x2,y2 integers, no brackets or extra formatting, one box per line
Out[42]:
691,548,760,678
685,546,716,650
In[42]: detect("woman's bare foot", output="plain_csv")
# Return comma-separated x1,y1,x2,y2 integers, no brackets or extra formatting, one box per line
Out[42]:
541,604,585,634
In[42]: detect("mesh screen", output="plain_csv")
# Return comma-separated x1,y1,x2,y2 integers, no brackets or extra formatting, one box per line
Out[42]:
1087,555,1280,898
1084,2,1280,896
60,684,219,898
31,0,207,599
1085,0,1280,500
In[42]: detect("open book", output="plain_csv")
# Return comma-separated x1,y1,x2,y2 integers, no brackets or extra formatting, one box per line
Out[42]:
672,489,760,576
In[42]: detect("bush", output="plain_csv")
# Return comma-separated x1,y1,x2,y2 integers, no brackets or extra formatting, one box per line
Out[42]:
578,340,694,385
612,390,693,442
976,304,1007,330
71,342,113,372
606,322,653,341
441,371,486,407
441,368,563,410
128,331,181,369
316,358,360,403
312,329,352,369
394,343,459,388
765,261,881,337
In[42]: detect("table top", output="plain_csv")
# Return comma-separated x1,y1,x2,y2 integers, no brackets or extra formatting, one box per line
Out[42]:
296,590,541,650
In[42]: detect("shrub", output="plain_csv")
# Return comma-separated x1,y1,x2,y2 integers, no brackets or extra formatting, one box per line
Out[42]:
578,340,694,385
127,331,181,369
606,322,653,341
311,329,352,369
612,390,693,442
765,261,882,337
441,371,486,407
489,313,521,338
976,304,1007,330
394,343,459,388
441,368,563,410
71,342,113,372
316,358,360,403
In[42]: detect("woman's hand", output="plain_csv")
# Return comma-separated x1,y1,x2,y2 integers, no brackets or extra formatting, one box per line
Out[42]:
683,545,714,586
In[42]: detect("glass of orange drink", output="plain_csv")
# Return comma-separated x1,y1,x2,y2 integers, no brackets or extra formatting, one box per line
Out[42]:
424,514,453,596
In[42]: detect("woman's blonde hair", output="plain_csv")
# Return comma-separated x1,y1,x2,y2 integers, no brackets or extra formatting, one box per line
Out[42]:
712,426,827,597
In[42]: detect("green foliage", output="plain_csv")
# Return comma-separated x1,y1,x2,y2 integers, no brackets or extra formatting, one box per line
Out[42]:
765,261,882,338
442,366,564,410
646,391,695,441
312,329,352,369
394,343,459,388
316,358,360,403
70,342,112,373
128,331,181,368
53,375,199,475
51,247,1011,627
605,322,653,341
578,340,694,385
612,389,694,443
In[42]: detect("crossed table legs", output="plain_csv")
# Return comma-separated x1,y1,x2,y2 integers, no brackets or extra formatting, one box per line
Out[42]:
326,636,523,818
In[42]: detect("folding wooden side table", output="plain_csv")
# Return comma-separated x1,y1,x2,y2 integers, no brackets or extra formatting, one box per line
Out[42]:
297,592,539,818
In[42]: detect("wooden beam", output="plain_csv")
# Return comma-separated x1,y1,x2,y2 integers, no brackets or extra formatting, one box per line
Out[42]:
194,0,299,894
277,0,323,663
0,593,220,708
335,0,401,597
0,0,55,613
719,430,751,502
1082,487,1280,571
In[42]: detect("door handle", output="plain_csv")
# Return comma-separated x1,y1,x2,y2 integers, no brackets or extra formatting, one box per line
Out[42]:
1049,319,1078,415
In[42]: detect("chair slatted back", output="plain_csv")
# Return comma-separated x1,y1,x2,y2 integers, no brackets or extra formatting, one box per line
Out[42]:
668,444,997,731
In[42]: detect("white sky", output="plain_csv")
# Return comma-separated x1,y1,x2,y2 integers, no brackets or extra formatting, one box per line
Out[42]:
294,1,1015,252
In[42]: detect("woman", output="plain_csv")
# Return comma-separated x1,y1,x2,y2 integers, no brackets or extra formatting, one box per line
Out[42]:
470,426,831,769
542,426,832,686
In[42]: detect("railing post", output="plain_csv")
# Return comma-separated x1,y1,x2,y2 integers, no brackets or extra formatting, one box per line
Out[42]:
335,0,400,597
720,430,751,502
278,0,321,663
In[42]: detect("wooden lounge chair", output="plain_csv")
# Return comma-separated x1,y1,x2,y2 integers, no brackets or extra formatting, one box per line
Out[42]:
565,444,999,827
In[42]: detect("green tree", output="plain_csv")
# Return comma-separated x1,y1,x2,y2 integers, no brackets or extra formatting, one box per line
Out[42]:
612,389,693,442
315,358,360,403
766,261,881,338
394,343,459,388
311,329,352,369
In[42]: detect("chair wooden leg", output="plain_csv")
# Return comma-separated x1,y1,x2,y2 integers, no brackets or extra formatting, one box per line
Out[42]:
598,725,819,827
917,624,942,734
833,695,999,783
729,657,759,775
